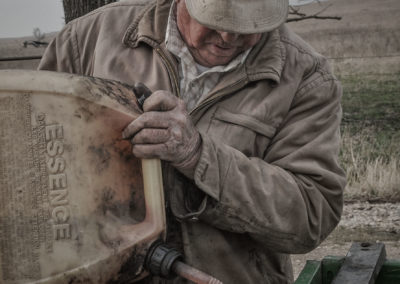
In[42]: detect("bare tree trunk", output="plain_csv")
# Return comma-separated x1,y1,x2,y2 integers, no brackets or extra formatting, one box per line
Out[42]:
63,0,117,23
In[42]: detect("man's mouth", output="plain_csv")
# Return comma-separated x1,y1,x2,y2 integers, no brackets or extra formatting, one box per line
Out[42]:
216,43,235,49
209,44,237,57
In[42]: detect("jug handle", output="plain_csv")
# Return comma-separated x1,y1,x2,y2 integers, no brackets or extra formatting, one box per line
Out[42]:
120,159,167,245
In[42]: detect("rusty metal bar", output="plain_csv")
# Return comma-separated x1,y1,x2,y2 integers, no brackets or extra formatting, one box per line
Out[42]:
172,261,223,284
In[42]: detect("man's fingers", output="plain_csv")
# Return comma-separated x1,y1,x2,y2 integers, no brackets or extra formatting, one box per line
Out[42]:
122,112,169,139
131,144,171,160
143,90,178,112
122,88,199,174
131,128,170,144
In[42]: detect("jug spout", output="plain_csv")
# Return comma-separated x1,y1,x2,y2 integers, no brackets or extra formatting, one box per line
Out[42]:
145,242,224,284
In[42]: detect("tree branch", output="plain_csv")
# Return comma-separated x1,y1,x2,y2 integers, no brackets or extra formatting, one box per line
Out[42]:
287,4,342,22
287,15,342,22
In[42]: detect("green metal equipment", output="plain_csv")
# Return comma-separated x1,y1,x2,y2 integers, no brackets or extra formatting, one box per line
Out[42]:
295,242,400,284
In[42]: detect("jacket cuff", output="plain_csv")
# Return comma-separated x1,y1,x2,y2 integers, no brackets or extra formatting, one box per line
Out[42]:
193,131,231,202
171,132,202,179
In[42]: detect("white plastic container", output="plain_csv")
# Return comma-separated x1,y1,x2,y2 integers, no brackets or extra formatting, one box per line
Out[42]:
0,70,166,283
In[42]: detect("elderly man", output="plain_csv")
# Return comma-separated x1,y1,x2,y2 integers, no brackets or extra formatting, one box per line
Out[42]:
39,0,346,283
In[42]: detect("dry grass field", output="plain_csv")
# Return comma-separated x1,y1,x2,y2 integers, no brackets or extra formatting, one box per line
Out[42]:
289,0,400,202
340,74,400,201
0,33,54,69
288,0,400,277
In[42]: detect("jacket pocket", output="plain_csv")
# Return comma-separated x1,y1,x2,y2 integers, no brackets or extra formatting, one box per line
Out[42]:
207,107,276,157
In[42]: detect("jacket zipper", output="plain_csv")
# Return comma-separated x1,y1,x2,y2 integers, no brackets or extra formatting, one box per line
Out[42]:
189,78,248,117
155,47,181,98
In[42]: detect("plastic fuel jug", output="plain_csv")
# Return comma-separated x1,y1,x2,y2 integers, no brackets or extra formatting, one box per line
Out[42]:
0,70,166,283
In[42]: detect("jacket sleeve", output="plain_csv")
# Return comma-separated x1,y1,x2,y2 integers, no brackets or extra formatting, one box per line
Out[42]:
191,72,346,254
38,22,82,74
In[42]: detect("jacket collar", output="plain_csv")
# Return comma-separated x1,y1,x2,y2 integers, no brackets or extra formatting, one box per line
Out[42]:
123,0,285,84
246,30,286,84
123,0,170,48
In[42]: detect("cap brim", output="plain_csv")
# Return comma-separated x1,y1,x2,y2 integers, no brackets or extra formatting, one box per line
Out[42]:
185,0,289,34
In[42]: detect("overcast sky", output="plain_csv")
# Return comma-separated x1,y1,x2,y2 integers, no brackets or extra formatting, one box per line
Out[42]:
0,0,64,38
0,0,324,38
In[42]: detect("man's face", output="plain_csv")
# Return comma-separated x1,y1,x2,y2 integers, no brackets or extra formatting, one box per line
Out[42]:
176,0,262,67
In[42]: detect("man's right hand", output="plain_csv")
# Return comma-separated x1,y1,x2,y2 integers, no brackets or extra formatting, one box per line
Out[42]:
123,90,202,178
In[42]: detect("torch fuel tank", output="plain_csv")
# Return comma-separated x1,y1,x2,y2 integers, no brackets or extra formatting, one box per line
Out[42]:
0,70,166,283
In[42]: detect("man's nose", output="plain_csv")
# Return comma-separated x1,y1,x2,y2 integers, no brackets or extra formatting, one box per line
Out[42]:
217,31,240,43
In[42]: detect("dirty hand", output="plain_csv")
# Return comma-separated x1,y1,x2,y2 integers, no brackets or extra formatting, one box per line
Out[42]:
122,90,201,178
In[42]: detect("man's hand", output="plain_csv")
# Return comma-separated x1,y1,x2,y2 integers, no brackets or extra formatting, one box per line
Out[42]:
122,90,201,178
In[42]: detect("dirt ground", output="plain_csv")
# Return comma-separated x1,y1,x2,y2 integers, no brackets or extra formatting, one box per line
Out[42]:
291,202,400,279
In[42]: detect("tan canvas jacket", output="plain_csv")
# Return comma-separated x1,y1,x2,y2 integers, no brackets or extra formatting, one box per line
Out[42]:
38,0,346,283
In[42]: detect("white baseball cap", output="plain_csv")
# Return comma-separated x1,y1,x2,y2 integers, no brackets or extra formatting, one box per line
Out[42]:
185,0,289,34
